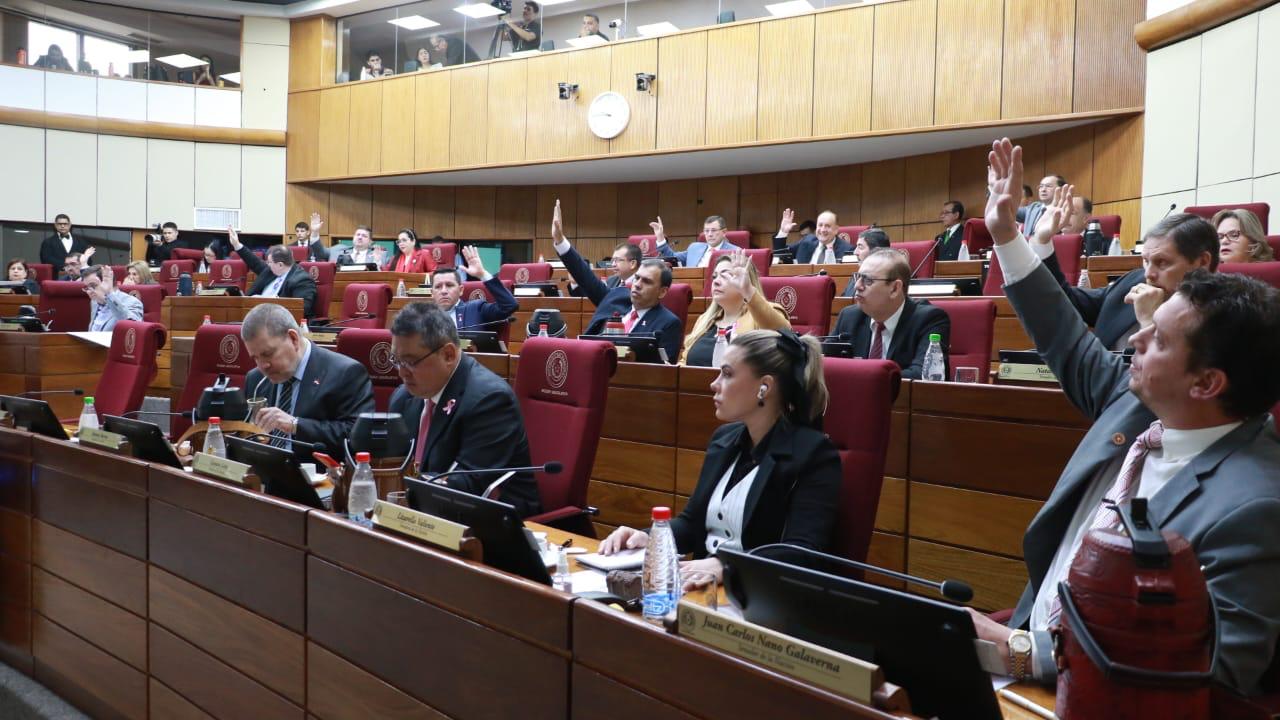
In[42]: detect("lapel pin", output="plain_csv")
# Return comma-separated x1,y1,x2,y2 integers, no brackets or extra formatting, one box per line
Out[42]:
1111,432,1126,446
442,399,456,416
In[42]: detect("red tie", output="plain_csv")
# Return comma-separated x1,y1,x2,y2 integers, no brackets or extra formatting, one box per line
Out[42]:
868,321,884,360
414,400,436,467
623,309,640,333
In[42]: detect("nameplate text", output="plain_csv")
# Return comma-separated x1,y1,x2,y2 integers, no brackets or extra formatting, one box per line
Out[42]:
371,500,468,550
192,452,251,485
78,426,127,451
997,363,1058,383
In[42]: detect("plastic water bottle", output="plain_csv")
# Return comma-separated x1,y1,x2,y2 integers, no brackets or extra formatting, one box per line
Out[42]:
1108,235,1123,256
957,242,971,261
538,323,550,338
196,281,203,294
202,416,226,458
553,546,572,592
642,506,681,625
78,397,99,432
604,312,625,336
347,452,377,528
300,320,310,338
396,279,406,297
202,314,212,326
711,327,730,367
923,333,945,382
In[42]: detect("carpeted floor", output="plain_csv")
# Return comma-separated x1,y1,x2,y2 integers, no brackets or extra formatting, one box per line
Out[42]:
0,663,89,719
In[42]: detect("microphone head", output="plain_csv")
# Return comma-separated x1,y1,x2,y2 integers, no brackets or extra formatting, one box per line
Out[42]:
542,461,563,474
73,389,84,396
940,579,974,604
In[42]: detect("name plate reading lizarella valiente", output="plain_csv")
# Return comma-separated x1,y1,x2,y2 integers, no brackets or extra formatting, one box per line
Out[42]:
191,452,251,485
676,600,880,704
78,426,127,451
371,500,468,551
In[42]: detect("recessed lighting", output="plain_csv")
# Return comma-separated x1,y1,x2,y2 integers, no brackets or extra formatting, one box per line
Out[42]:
566,35,607,49
219,72,241,84
766,0,815,17
636,21,680,37
123,50,150,64
454,3,505,19
388,15,440,30
156,53,207,69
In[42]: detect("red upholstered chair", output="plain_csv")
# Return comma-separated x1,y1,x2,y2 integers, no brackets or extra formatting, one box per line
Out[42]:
1267,236,1280,258
1219,262,1280,289
892,240,937,279
109,265,128,281
118,284,164,324
461,279,516,342
515,336,618,534
1052,233,1084,286
822,358,901,564
660,283,693,333
172,323,255,438
702,248,773,296
626,235,661,257
159,259,196,295
170,248,205,263
208,259,248,291
289,245,309,263
423,243,457,268
1186,202,1270,233
29,263,53,282
700,230,752,248
760,275,835,336
1092,214,1122,238
36,280,90,331
838,225,871,244
931,299,995,383
499,262,553,285
341,283,393,329
982,251,1007,296
962,218,994,255
88,320,167,420
336,328,398,412
300,262,336,321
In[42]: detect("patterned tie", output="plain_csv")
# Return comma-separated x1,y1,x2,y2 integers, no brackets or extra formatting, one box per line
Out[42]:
868,321,884,360
414,400,436,468
623,309,640,333
270,378,296,449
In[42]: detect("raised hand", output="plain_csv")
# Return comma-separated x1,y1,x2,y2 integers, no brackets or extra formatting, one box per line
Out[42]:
985,138,1024,245
551,199,566,245
649,216,665,242
99,263,114,293
227,225,242,251
309,212,324,236
83,246,96,262
777,207,797,235
462,245,485,278
722,250,755,302
1032,183,1074,245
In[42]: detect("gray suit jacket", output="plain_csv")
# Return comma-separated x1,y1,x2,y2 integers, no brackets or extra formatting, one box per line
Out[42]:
1005,262,1280,694
89,289,144,332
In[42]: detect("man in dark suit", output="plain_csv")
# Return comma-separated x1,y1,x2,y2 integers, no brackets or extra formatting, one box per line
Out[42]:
40,213,92,275
935,200,966,261
568,242,639,298
774,209,853,264
241,303,374,460
430,245,518,330
833,248,950,379
970,137,1280,695
145,222,187,265
551,200,683,362
387,302,541,517
293,213,329,263
229,229,319,318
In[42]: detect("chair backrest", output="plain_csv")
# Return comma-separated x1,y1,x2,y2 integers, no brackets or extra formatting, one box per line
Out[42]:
1092,214,1122,238
660,283,693,334
109,265,128,281
1052,233,1084,286
962,218,994,255
36,280,90,331
1266,236,1280,258
118,283,165,324
822,358,901,564
335,328,399,412
514,337,617,515
208,259,248,291
499,262,553,284
159,259,196,295
94,320,167,419
837,225,871,245
1186,203,1270,233
760,275,835,335
29,263,53,282
289,245,309,263
982,252,1006,296
341,283,393,328
626,235,661,258
300,262,336,319
423,243,457,267
460,279,514,342
172,323,255,438
1219,261,1280,289
170,248,205,263
930,299,995,383
892,240,936,279
702,248,773,296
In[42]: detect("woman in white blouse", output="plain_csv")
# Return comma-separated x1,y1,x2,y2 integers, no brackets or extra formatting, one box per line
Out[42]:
599,329,841,590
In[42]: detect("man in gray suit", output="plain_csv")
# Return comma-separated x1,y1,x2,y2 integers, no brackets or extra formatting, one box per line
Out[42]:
970,137,1280,695
1016,173,1064,236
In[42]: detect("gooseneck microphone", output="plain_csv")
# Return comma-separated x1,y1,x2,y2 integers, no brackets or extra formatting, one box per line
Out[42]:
20,388,83,398
909,237,943,279
749,543,974,604
312,313,375,329
457,316,517,331
123,409,195,420
421,462,563,501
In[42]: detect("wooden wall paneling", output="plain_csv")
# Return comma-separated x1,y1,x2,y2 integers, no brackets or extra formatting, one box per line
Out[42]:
1014,134,1047,191
815,164,862,222
285,91,319,180
948,144,991,227
757,15,815,142
777,170,818,233
909,415,1081,499
308,641,449,720
414,73,450,170
328,185,373,236
860,159,906,227
1073,0,1146,112
587,480,674,530
565,47,613,157
453,187,497,239
875,477,908,535
31,521,146,616
907,539,1028,611
413,186,455,238
867,533,906,589
654,180,697,236
1092,115,1144,203
813,6,873,136
609,39,658,154
617,183,660,238
372,187,415,238
1001,0,1076,118
656,32,708,150
348,82,384,176
317,86,351,177
288,17,323,91
285,183,330,238
33,567,146,671
486,61,528,165
697,176,739,229
738,173,778,236
1093,198,1142,250
536,185,577,239
872,0,937,131
704,24,759,146
150,679,216,720
32,464,146,559
524,54,568,161
898,222,941,242
572,665,700,720
33,614,147,720
149,624,301,720
449,65,489,167
576,184,619,238
494,186,537,240
903,152,952,224
935,0,1003,124
590,439,676,494
1044,124,1096,201
380,77,416,174
908,483,1041,557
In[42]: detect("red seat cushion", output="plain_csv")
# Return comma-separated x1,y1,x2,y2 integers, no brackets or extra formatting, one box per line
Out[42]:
173,323,254,438
36,280,90,331
1219,262,1280,289
93,320,167,419
119,283,165,324
342,283,392,328
963,218,994,255
1267,236,1280,258
423,243,457,268
209,259,248,291
159,260,196,295
930,299,995,383
300,262,336,319
702,249,773,297
499,263,553,284
170,248,205,263
983,250,1007,296
1092,214,1122,238
760,275,835,335
838,225,870,244
626,235,661,258
289,245,309,263
29,264,53,282
659,283,693,331
1186,203,1269,233
892,240,937,279
335,328,398,412
1052,233,1084,286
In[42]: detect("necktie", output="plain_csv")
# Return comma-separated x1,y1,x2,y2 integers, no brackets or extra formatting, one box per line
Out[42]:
868,321,884,360
819,245,831,264
414,400,436,467
270,378,296,449
623,309,640,333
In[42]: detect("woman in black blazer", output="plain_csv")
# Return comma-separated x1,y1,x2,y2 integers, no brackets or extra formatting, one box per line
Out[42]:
600,329,841,590
6,259,41,295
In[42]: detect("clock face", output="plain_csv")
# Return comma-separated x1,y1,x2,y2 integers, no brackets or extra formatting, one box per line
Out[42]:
588,91,630,139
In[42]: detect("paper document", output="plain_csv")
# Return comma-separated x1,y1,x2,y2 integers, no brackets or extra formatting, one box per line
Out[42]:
575,549,644,572
68,331,112,348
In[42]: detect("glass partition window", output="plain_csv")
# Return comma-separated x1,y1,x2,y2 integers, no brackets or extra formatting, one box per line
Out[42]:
26,19,79,71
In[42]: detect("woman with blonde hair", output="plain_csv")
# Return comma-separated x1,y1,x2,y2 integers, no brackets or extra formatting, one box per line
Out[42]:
1214,208,1273,263
124,261,156,285
681,251,790,365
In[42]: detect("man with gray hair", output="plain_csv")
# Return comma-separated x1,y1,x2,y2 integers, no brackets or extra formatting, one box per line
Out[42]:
653,214,741,268
775,208,853,264
241,303,374,458
229,227,318,318
387,302,541,517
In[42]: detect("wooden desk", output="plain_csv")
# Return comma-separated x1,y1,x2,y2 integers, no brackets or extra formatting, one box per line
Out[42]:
328,271,424,320
0,333,109,418
161,296,304,333
1085,254,1141,288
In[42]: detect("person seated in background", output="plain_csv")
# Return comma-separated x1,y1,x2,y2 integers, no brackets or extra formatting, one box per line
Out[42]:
294,213,330,262
6,259,40,295
1020,184,1034,208
936,200,966,261
58,249,93,281
1058,194,1094,236
336,226,385,267
833,248,950,379
430,34,479,66
1214,208,1273,264
601,329,840,590
430,246,518,329
191,56,216,86
84,266,143,332
654,215,740,268
33,44,72,71
229,227,318,318
553,200,683,361
580,13,609,41
145,222,184,265
502,1,542,53
383,228,437,274
124,261,155,286
1017,174,1065,233
840,227,891,296
796,219,816,237
387,302,542,517
241,303,374,459
197,242,224,274
682,252,790,366
359,50,393,79
413,47,433,71
568,242,639,298
775,208,851,264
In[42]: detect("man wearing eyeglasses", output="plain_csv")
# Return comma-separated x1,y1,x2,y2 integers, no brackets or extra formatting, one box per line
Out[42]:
935,200,967,261
1017,175,1065,237
832,248,950,379
386,302,541,518
569,242,640,298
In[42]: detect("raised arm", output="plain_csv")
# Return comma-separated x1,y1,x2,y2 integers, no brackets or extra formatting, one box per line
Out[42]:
229,226,268,274
551,200,610,305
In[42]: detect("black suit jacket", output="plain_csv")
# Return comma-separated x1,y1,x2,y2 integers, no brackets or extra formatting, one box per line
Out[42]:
558,245,683,362
672,421,841,559
294,240,328,263
39,234,91,274
245,343,375,462
237,246,319,318
569,272,623,298
775,234,854,264
935,225,964,262
1043,254,1142,349
832,299,951,379
387,355,541,518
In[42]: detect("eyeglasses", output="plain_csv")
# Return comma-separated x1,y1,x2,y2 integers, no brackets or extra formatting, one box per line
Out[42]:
851,273,892,287
1217,230,1244,241
389,343,445,371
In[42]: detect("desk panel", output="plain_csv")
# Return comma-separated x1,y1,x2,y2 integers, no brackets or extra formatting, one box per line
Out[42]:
149,623,303,720
33,567,146,671
307,641,449,720
34,613,147,720
31,520,146,617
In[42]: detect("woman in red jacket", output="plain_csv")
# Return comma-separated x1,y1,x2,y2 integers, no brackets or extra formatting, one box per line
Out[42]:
384,229,438,274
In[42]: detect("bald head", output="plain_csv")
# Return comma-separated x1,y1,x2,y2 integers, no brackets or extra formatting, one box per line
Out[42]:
815,211,839,245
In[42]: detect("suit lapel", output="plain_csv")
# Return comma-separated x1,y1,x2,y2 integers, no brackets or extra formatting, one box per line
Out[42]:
741,423,794,528
293,344,326,417
423,355,472,461
885,300,918,361
1146,416,1265,527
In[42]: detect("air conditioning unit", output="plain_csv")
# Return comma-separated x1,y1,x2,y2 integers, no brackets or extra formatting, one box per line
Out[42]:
194,207,241,231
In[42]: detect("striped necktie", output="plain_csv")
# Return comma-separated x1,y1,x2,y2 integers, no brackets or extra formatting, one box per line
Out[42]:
270,378,296,449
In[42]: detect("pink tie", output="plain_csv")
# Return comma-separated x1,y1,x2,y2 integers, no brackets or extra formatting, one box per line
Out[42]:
623,309,640,333
414,400,436,467
868,321,884,360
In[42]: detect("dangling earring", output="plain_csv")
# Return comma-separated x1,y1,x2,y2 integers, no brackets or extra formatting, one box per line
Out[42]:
757,384,768,407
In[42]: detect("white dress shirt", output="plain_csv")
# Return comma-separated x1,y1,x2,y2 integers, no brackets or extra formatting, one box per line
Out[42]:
61,234,73,253
813,242,838,265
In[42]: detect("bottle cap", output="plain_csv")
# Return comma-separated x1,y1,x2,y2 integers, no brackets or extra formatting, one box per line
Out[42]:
84,396,94,404
651,506,671,521
929,333,941,342
356,452,371,463
209,417,220,425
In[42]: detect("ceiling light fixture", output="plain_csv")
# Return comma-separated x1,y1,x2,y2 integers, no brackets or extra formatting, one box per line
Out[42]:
156,53,207,69
123,50,150,64
765,0,815,17
388,15,440,30
454,3,505,19
219,72,241,84
636,21,680,37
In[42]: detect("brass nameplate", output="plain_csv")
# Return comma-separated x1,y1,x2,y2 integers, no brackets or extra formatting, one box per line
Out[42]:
78,426,127,451
615,344,631,359
997,363,1058,383
0,288,13,294
192,452,251,485
0,322,25,332
406,287,432,296
676,600,879,704
459,338,472,351
308,331,340,344
371,500,468,550
197,287,230,296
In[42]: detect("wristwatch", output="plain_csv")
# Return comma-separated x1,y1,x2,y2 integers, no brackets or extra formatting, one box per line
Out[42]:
1008,630,1033,681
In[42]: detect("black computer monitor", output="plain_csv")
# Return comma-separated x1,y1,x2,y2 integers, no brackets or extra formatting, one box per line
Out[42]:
0,317,45,332
817,338,854,359
578,334,668,364
225,436,324,509
0,281,31,294
719,546,1001,720
458,330,505,354
0,395,68,439
404,477,551,585
102,415,182,468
